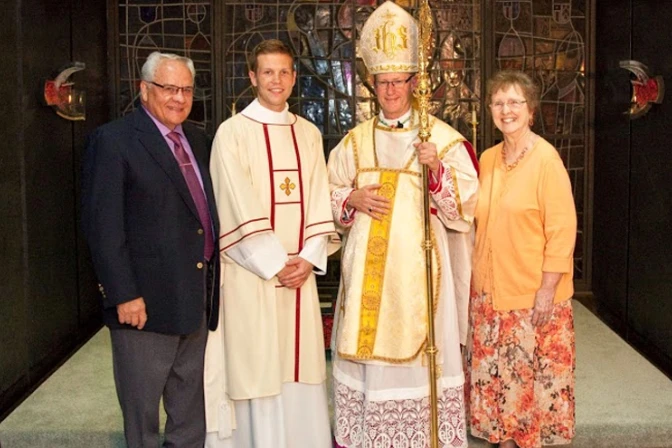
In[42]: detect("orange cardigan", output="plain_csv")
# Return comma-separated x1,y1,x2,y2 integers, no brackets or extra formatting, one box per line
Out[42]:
472,138,577,311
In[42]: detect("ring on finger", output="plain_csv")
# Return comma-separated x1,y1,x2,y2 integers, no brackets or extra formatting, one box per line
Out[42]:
368,207,373,212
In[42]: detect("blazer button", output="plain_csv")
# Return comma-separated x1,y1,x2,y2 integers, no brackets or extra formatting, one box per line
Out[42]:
197,228,204,235
197,262,204,270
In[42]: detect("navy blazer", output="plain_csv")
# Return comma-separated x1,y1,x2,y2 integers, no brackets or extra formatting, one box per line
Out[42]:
81,107,220,334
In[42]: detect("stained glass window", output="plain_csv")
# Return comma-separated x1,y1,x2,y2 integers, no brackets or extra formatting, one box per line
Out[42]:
217,0,483,303
117,1,214,133
114,0,590,287
220,0,481,152
494,0,588,282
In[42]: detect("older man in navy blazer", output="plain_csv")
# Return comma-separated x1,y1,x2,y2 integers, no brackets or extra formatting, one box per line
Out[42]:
82,51,219,447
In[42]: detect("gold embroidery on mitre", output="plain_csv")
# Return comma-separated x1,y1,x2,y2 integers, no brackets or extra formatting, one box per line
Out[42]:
360,1,419,75
356,171,398,357
373,10,408,58
279,177,295,196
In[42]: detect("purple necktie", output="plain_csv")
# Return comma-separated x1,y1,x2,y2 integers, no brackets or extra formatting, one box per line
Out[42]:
167,131,214,260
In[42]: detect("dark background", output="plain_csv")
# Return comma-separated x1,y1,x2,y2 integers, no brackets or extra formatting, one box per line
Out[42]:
2,0,672,420
0,0,108,419
593,0,672,375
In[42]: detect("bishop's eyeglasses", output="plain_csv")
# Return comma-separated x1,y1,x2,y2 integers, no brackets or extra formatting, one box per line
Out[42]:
374,74,415,90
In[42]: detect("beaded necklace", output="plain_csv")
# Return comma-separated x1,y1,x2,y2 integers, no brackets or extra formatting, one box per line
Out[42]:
502,130,534,171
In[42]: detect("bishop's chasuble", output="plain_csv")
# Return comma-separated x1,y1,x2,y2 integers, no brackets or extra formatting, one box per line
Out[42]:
204,99,337,448
328,109,478,448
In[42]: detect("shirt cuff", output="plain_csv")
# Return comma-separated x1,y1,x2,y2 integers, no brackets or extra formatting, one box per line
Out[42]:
225,233,288,280
298,236,328,274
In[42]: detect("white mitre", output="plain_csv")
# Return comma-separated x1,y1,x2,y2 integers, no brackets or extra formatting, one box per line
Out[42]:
360,1,419,75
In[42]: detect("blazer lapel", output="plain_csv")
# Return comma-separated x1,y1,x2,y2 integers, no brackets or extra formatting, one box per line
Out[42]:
134,109,200,220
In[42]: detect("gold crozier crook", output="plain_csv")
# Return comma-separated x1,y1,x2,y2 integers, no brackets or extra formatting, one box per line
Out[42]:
413,1,440,447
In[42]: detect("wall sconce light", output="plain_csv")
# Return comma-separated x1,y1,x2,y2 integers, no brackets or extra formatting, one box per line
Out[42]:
619,60,665,119
43,62,86,121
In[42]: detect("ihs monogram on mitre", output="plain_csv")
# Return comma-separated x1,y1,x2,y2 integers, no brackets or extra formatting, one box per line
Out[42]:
373,10,409,58
360,1,419,75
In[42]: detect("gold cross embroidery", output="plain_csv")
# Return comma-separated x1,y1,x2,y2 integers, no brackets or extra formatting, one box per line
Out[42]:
280,177,296,196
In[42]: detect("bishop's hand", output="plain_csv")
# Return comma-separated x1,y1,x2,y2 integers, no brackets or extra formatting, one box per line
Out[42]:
414,141,440,175
347,184,391,221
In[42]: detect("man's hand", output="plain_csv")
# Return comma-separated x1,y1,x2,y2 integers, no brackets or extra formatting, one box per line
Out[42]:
348,184,391,221
414,141,440,175
117,297,147,330
277,258,313,290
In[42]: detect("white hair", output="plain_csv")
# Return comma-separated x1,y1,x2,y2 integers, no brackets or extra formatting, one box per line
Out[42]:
141,52,196,82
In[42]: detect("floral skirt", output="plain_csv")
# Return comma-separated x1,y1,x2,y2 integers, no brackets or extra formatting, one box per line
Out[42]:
466,291,575,448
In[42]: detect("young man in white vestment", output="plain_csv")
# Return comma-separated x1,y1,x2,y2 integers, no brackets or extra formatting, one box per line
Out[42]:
204,39,338,448
327,3,479,447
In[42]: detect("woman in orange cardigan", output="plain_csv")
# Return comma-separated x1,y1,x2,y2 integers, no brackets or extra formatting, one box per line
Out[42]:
467,70,577,448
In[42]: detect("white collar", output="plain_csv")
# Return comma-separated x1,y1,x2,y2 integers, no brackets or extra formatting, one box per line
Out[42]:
241,99,292,125
378,108,413,128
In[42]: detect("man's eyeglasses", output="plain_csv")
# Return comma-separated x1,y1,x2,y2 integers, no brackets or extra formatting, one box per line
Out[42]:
374,74,415,90
489,99,527,111
149,81,195,97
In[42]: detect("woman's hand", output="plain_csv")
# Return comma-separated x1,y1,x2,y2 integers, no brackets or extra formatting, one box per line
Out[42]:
347,184,391,220
531,286,555,327
532,272,562,327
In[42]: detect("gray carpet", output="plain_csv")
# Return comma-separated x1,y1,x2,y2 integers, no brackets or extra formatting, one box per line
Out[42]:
1,301,671,447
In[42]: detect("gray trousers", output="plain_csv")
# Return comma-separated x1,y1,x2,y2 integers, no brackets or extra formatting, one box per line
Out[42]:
110,319,207,448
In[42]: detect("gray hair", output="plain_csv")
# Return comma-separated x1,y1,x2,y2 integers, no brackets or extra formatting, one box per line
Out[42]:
141,52,196,82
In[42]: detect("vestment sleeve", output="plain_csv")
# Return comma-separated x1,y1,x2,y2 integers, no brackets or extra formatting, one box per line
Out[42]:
226,233,288,280
539,156,577,273
327,133,358,231
430,141,479,232
299,236,328,274
210,120,287,263
302,124,340,255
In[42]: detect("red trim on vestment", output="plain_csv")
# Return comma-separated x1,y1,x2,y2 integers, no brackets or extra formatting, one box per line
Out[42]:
463,140,480,176
220,228,273,251
219,217,268,239
428,163,445,194
341,190,355,225
263,124,276,229
305,230,336,241
294,288,301,381
290,124,306,383
306,220,333,229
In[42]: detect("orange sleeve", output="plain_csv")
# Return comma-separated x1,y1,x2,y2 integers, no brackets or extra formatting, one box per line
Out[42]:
540,156,577,273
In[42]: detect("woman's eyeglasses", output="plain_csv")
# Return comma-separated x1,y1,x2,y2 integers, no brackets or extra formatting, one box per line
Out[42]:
489,99,527,111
